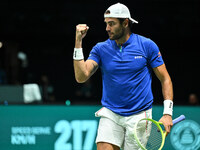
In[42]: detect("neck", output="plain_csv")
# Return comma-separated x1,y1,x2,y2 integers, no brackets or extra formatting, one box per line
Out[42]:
115,31,131,45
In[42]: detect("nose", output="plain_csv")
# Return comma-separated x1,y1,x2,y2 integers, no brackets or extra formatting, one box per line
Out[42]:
106,24,110,32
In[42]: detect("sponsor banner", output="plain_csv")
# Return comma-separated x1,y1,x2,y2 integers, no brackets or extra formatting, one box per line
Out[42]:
0,105,200,150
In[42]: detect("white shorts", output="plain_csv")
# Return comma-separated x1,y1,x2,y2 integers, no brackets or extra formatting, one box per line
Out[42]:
95,107,152,150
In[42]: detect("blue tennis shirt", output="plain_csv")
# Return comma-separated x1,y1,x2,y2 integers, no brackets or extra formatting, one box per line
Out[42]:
87,33,164,116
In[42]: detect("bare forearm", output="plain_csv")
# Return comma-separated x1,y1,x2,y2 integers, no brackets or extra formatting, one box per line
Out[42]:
160,78,173,133
161,78,173,101
74,40,88,82
75,38,82,48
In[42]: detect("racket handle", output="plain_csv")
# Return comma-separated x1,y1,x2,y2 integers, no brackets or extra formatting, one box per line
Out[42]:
173,115,185,125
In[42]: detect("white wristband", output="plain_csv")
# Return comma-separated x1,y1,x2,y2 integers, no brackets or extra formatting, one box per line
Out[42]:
163,100,173,116
73,48,84,60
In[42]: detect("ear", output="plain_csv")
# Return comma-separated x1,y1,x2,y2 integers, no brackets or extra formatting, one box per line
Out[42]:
123,19,129,28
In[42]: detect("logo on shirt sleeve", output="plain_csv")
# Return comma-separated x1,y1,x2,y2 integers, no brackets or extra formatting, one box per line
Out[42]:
158,52,161,57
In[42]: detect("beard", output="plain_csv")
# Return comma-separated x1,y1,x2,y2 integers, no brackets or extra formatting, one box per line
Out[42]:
108,26,125,40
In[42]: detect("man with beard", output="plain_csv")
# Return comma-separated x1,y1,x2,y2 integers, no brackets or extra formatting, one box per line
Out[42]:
73,3,173,150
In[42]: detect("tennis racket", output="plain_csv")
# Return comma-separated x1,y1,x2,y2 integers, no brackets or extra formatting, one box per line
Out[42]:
133,115,185,150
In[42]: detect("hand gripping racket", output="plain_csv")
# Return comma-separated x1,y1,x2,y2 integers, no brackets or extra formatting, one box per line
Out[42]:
133,115,185,150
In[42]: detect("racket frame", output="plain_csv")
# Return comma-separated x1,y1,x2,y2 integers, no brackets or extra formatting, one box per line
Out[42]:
133,115,185,150
133,118,166,150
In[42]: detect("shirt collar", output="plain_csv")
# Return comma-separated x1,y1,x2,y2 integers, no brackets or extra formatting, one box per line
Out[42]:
110,33,135,49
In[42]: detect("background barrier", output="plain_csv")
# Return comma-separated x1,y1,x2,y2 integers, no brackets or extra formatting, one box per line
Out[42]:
0,105,200,150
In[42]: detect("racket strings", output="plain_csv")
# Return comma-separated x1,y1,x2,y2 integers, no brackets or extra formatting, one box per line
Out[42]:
146,122,163,150
136,120,163,150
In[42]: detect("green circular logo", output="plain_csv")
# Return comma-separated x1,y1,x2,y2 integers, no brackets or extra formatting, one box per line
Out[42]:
170,120,200,150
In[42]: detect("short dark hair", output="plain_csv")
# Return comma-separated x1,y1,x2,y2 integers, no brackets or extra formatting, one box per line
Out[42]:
105,10,110,14
118,18,133,30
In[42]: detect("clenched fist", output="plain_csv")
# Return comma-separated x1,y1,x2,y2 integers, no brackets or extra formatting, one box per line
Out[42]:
76,24,89,41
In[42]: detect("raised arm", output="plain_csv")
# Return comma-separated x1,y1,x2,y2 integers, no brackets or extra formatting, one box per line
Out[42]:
73,24,98,83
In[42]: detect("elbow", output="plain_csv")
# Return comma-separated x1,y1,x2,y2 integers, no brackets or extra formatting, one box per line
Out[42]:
74,70,90,83
76,78,86,83
75,76,88,83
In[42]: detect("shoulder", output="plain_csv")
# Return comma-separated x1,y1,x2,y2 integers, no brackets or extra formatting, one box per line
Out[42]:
134,34,154,45
91,39,111,54
95,39,111,48
135,34,159,52
90,39,110,55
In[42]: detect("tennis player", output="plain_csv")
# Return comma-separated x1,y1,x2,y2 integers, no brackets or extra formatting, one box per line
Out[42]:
73,3,173,150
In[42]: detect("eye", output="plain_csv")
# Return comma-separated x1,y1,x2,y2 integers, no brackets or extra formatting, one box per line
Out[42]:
105,21,116,28
109,23,113,26
108,22,115,27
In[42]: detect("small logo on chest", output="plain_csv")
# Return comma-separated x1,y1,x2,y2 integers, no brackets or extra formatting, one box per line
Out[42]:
134,56,143,59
